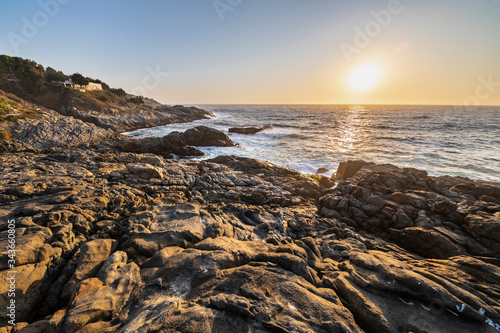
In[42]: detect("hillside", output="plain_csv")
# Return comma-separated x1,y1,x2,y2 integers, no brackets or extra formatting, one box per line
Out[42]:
0,55,214,144
0,54,157,111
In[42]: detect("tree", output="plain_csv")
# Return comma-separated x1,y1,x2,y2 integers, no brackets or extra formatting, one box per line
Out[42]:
109,88,126,97
46,67,68,82
0,55,46,94
70,73,89,86
128,96,144,104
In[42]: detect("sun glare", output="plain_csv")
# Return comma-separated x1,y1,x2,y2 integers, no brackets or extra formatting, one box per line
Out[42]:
348,64,382,92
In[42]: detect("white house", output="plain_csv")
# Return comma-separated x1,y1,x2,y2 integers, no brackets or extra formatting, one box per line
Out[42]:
62,79,102,92
86,82,103,91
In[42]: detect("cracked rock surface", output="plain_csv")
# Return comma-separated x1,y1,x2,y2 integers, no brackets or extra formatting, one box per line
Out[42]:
1,143,499,332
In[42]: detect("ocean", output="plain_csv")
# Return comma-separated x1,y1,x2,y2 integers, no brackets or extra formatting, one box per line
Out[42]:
123,105,500,182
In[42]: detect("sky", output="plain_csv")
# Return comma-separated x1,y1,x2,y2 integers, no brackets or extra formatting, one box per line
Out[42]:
1,0,499,105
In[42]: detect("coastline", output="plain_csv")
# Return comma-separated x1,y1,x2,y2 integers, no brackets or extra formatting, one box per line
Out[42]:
121,104,500,183
1,101,500,332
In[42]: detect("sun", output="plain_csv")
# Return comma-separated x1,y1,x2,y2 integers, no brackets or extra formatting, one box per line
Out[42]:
348,64,382,92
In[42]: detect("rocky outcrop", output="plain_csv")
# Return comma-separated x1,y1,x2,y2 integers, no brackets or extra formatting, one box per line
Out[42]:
11,109,116,149
1,145,499,332
59,105,214,132
183,126,235,147
319,163,500,258
118,126,235,157
229,125,273,134
208,155,323,200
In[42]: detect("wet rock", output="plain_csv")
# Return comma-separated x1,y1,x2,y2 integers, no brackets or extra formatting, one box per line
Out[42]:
316,167,330,175
119,126,234,157
229,125,272,134
183,126,235,147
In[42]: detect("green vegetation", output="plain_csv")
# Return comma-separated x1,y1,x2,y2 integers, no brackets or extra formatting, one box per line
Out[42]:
0,55,46,95
70,73,90,86
109,88,126,97
128,96,144,105
0,130,12,141
0,97,19,115
46,67,68,82
0,54,124,98
97,95,109,102
0,54,148,113
0,96,38,122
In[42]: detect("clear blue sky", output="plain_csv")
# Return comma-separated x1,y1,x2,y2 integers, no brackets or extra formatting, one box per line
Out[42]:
1,0,499,105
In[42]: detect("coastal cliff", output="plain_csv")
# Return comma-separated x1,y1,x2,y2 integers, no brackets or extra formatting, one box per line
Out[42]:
0,89,499,332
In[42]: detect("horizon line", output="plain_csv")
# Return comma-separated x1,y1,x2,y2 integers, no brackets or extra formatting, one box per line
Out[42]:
182,103,500,108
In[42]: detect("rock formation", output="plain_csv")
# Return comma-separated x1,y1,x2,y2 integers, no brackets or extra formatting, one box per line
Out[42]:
60,105,214,132
118,126,235,157
229,125,273,135
0,96,499,332
0,143,499,332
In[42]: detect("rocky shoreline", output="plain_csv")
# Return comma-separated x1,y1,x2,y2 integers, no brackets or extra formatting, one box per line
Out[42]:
0,101,500,332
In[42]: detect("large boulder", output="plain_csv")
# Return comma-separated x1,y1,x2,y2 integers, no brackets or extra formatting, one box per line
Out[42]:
335,160,375,181
183,126,235,147
119,126,234,157
61,239,117,300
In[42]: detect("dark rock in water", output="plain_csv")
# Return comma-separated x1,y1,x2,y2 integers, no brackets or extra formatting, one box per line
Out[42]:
316,167,329,175
334,160,376,181
118,126,234,157
228,125,272,134
183,126,235,147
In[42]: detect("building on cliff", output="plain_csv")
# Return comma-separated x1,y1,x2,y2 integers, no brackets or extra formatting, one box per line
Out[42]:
61,79,103,92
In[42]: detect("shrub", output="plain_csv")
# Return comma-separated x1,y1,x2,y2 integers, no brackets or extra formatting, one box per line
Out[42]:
97,95,109,102
0,130,12,141
128,96,144,104
70,73,90,86
46,67,68,82
109,88,126,97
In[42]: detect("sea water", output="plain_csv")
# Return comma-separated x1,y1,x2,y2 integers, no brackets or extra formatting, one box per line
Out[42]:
123,105,500,182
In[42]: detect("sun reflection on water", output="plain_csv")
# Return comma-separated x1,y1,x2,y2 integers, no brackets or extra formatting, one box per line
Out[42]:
335,105,367,154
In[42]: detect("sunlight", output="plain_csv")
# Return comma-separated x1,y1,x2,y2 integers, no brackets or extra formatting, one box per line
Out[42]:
348,64,382,92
